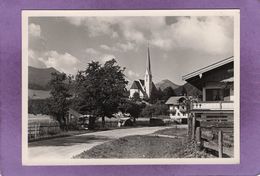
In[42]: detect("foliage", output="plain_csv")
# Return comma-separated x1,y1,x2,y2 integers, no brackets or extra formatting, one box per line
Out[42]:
162,86,176,101
74,59,128,128
132,92,141,102
119,99,144,123
28,99,50,115
141,103,168,117
48,72,72,129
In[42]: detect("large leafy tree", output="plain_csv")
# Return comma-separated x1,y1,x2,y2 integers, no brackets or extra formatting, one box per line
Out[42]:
48,72,72,130
74,59,128,129
162,86,176,101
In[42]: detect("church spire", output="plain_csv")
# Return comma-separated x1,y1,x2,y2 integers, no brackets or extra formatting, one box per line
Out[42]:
146,44,152,75
145,43,152,98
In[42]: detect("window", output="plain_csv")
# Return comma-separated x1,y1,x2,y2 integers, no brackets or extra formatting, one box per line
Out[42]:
205,88,230,101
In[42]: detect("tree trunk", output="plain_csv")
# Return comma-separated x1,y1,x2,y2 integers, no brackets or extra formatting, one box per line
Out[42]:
102,116,105,128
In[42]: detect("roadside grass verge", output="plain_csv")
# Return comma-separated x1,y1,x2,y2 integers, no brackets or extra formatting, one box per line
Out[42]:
74,127,217,159
74,135,185,158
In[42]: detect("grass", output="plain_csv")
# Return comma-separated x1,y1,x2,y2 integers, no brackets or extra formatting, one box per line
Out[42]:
74,135,185,158
153,126,188,137
74,127,216,159
28,89,50,99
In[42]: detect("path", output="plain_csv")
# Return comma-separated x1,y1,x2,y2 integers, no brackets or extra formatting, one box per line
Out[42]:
28,126,171,160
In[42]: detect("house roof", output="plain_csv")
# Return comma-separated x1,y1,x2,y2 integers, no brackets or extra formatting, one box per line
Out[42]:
182,56,234,81
130,80,145,91
139,79,145,86
221,77,234,82
165,96,186,105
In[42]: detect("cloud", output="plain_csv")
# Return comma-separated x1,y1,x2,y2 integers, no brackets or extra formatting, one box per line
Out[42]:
101,54,116,63
29,23,41,38
85,47,116,63
85,48,100,55
41,51,80,75
127,70,140,79
28,49,46,68
100,42,136,52
28,49,80,75
66,17,119,38
150,16,234,54
66,16,233,55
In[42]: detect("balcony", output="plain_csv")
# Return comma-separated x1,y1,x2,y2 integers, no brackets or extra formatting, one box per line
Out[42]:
191,101,233,111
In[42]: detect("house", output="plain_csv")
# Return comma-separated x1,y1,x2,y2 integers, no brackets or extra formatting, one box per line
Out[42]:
182,56,234,122
165,96,188,122
129,46,153,99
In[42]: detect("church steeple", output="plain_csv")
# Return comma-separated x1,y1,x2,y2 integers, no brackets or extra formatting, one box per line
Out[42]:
145,44,152,98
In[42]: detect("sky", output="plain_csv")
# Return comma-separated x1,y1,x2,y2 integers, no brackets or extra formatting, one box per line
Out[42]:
28,15,234,85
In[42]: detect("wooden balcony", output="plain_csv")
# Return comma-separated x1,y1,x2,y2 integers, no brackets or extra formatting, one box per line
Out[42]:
191,101,233,111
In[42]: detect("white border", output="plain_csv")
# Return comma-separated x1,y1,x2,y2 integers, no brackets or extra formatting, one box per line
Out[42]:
22,10,240,165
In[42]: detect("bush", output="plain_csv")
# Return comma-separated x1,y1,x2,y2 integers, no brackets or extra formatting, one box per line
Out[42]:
141,104,169,117
150,118,165,126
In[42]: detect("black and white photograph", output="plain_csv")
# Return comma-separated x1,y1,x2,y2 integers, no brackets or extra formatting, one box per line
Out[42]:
22,10,240,165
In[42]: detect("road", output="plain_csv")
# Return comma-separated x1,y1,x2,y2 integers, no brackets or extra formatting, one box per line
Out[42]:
28,126,171,160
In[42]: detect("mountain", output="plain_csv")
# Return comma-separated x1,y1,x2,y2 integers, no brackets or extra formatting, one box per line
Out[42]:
174,83,202,96
155,79,180,91
155,79,202,96
28,66,60,90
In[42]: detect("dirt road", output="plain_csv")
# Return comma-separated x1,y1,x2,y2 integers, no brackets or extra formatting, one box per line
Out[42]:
28,126,172,160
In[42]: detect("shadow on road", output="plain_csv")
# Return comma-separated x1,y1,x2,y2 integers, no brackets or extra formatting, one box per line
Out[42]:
29,135,112,147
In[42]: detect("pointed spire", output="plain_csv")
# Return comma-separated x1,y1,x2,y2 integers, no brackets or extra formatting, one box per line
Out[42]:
146,43,151,75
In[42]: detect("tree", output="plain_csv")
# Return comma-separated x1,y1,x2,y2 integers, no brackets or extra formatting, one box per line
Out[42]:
48,72,72,130
181,86,187,96
132,92,141,102
119,99,143,123
74,59,128,129
141,103,168,117
162,86,176,101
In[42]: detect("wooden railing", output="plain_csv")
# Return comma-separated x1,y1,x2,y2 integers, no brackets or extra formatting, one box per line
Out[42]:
192,101,233,110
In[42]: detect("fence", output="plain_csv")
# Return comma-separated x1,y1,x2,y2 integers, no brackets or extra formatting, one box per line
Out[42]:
28,123,61,141
189,116,234,158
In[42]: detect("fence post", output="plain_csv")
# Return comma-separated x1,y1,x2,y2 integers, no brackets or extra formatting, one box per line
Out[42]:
192,115,196,140
188,116,192,141
196,127,202,150
34,124,37,139
218,130,223,158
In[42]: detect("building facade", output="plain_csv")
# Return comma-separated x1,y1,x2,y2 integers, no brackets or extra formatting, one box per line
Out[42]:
165,96,188,122
182,56,234,122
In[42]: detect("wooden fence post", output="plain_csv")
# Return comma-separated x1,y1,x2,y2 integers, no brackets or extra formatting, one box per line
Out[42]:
196,127,202,150
218,130,223,158
192,116,196,140
188,116,192,141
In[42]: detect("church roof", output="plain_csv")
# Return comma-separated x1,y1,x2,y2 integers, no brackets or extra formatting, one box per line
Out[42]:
130,81,143,90
139,79,145,86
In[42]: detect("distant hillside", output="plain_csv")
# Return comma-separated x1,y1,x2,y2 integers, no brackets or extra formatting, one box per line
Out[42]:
155,79,201,97
28,66,59,90
155,79,180,91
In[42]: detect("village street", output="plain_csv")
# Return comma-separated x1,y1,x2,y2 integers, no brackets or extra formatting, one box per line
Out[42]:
28,126,173,160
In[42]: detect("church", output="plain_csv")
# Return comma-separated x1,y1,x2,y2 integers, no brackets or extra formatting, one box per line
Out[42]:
129,47,155,99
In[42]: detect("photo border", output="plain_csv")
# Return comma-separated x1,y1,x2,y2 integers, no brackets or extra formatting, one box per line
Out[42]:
22,10,240,165
1,0,259,175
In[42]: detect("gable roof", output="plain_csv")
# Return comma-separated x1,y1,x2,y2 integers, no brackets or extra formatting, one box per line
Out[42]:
139,79,145,86
130,81,140,89
182,56,234,81
165,96,186,105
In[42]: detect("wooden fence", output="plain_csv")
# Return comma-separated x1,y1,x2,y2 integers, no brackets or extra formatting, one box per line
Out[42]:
28,123,61,141
189,116,234,158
